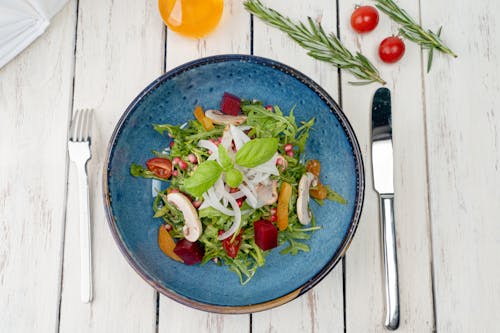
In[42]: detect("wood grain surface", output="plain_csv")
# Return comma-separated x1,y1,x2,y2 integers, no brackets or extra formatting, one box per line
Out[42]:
0,0,498,332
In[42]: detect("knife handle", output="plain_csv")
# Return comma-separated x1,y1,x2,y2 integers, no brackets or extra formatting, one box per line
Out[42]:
380,194,399,330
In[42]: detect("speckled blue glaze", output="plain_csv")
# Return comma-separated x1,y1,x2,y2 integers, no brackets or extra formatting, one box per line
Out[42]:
104,55,364,310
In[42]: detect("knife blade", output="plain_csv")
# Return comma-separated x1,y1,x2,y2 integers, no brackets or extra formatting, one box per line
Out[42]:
371,87,400,330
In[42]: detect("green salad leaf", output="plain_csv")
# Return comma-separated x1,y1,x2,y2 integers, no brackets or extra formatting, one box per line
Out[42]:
235,138,279,168
183,160,222,198
225,168,243,188
218,145,233,171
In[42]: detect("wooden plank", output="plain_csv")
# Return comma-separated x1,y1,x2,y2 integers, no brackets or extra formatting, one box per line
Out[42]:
158,1,251,331
251,1,344,332
338,0,434,331
421,0,500,331
58,0,164,332
0,2,77,332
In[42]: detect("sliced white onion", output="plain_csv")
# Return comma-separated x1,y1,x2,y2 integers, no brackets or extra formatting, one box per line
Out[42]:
220,126,233,151
238,183,258,208
206,187,234,216
198,200,210,210
198,140,219,159
230,191,246,199
217,192,242,241
230,124,250,150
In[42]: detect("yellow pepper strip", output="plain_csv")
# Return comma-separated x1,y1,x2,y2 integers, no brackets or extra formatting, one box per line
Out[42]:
158,225,183,263
193,106,214,131
277,182,292,231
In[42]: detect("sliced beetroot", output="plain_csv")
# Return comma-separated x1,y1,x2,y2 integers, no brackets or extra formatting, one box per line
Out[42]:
173,239,205,265
254,220,278,251
220,92,241,116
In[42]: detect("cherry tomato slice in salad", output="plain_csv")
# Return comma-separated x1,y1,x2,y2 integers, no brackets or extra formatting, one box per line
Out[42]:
219,230,243,258
146,157,172,179
379,36,406,63
350,6,379,33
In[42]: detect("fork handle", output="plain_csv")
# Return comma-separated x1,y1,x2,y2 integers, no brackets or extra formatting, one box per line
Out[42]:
76,163,93,303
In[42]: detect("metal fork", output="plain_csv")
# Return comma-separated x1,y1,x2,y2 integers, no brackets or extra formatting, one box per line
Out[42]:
68,109,93,303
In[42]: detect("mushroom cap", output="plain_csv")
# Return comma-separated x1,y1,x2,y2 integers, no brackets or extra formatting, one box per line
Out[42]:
205,109,247,125
255,180,278,207
166,192,202,242
297,172,318,225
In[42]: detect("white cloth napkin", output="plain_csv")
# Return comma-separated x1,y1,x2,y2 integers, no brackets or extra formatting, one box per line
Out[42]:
0,0,68,69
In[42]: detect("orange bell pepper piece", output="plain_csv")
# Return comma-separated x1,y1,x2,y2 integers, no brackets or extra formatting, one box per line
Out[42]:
193,106,214,131
158,225,183,263
277,182,292,231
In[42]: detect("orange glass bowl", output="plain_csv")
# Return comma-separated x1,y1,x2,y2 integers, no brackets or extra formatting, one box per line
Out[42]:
158,0,224,38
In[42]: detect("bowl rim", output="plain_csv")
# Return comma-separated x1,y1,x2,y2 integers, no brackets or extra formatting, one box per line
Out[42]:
102,54,365,314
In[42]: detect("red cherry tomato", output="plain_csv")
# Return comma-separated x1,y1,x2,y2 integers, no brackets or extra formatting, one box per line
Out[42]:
146,157,172,179
219,230,243,258
379,36,406,63
350,6,379,33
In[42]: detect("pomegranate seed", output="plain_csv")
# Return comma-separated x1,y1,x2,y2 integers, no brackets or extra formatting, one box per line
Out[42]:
265,105,273,111
276,158,283,166
284,143,293,152
188,154,197,164
169,188,179,193
212,257,219,264
217,137,223,143
164,224,172,231
179,160,188,170
286,150,294,157
172,170,179,177
172,156,180,165
169,141,175,148
192,200,202,208
270,208,277,215
229,187,239,193
270,215,277,222
236,198,244,207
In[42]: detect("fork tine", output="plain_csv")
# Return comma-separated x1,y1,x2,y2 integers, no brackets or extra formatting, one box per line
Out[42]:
70,109,80,141
83,109,93,140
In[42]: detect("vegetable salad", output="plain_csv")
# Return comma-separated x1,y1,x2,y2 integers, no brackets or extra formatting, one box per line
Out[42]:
131,93,345,284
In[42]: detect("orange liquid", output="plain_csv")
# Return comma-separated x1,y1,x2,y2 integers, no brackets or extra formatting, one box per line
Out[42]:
158,0,224,38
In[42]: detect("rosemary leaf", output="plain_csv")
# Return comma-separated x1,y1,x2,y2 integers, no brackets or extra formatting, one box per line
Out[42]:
244,0,386,85
374,0,457,72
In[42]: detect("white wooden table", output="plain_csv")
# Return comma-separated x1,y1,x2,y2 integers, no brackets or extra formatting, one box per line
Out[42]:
1,0,499,332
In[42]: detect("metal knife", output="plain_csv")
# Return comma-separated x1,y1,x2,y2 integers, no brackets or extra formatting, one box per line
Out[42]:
371,88,399,330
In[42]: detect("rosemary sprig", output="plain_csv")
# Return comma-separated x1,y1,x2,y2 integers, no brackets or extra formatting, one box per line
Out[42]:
374,0,457,72
244,0,385,85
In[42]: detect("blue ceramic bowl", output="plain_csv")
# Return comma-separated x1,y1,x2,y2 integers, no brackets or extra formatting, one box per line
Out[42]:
103,55,364,313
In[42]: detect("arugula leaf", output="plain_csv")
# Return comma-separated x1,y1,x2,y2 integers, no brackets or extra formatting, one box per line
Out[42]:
182,160,222,198
218,145,233,171
235,138,279,168
325,185,347,204
130,163,166,181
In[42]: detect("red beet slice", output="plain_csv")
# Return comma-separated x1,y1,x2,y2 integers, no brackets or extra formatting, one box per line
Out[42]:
220,92,241,116
254,220,278,251
173,239,205,265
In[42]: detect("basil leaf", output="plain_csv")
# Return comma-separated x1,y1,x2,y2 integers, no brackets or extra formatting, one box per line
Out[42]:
235,138,279,168
182,160,222,198
225,168,243,188
218,145,233,171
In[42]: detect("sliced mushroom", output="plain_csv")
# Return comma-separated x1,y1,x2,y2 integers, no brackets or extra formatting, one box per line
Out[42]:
205,109,247,125
166,192,202,242
255,180,278,207
297,172,318,225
